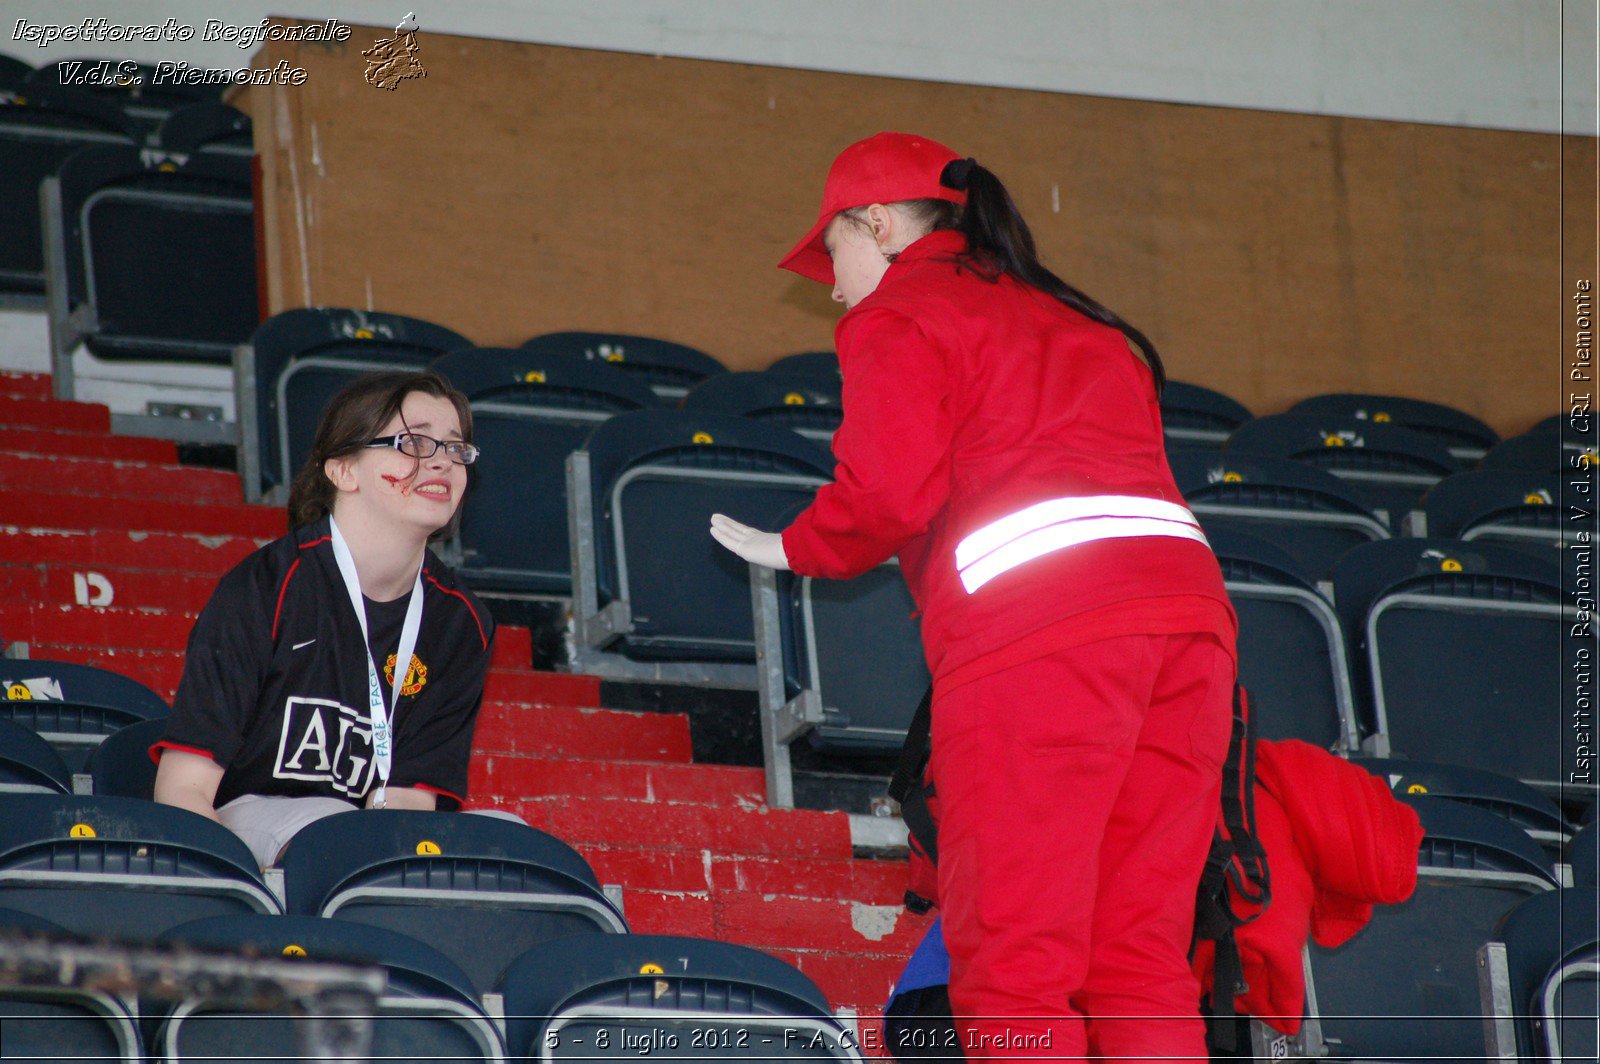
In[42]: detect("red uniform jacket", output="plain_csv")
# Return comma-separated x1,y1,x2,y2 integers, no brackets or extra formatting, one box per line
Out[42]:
1191,740,1424,1035
781,230,1236,689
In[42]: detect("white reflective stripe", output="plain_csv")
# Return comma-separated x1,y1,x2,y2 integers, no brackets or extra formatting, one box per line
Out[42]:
954,495,1201,571
957,514,1210,594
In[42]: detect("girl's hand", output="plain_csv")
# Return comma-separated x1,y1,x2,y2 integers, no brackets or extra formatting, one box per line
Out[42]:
709,513,792,571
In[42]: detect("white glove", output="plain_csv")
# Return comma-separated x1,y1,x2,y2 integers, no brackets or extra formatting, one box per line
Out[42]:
709,513,792,571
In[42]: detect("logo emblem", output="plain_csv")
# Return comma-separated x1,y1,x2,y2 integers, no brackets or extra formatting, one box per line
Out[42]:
282,944,307,957
69,823,96,839
384,653,428,697
692,432,714,444
639,963,665,975
416,840,441,856
523,370,547,384
783,392,806,406
363,13,427,91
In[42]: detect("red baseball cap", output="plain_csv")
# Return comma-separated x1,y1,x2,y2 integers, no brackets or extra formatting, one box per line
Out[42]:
778,131,967,284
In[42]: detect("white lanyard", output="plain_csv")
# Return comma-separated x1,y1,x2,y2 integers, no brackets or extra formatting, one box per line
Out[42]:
328,517,424,809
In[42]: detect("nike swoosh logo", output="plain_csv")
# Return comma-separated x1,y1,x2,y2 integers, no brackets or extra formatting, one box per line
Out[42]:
292,639,317,650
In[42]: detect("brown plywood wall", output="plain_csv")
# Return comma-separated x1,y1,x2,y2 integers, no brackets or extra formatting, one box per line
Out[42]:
244,23,1596,437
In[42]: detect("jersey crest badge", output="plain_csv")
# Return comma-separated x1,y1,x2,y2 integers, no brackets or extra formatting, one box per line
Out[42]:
384,653,428,697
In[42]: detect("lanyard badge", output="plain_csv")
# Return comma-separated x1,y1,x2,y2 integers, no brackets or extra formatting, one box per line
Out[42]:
329,518,424,809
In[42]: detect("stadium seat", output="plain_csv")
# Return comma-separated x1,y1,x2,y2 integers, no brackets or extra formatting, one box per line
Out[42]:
1414,468,1570,561
1302,796,1558,1063
0,907,142,1063
0,659,168,773
236,307,472,502
498,933,863,1063
25,58,224,137
1225,413,1460,527
0,54,32,91
1347,756,1572,851
1569,820,1596,888
751,541,930,807
154,100,253,157
683,371,843,447
280,809,627,993
1288,392,1499,462
152,914,507,1063
1480,887,1599,1064
0,794,281,939
0,717,74,795
87,717,167,799
1169,449,1389,580
1159,380,1253,451
0,85,137,296
1482,427,1597,475
1330,538,1575,792
567,410,833,685
767,350,841,380
42,143,257,364
520,331,727,400
1203,526,1360,752
432,346,660,594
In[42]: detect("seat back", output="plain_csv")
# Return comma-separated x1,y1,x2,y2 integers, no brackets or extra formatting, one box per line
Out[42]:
499,933,860,1063
87,717,168,799
1159,380,1253,449
433,347,659,594
153,101,253,157
1482,428,1596,474
1489,888,1599,1064
0,794,280,938
683,372,843,446
1569,820,1596,887
767,351,840,381
0,907,141,1063
25,58,224,136
1419,468,1568,561
1288,393,1499,461
1348,757,1571,848
521,331,726,400
239,307,471,499
0,659,168,773
281,810,627,992
0,717,74,795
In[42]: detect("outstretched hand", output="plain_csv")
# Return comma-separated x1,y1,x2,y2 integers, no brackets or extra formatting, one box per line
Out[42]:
709,513,792,571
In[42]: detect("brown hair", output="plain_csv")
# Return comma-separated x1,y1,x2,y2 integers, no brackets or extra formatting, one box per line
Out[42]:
287,371,475,538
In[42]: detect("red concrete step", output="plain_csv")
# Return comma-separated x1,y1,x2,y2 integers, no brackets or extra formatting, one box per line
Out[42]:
470,753,763,806
0,527,265,575
0,453,243,505
565,844,909,904
0,372,53,400
0,604,196,654
0,562,221,615
490,626,532,671
482,669,600,708
0,395,110,433
0,428,177,463
0,490,286,539
472,702,692,763
767,948,916,1017
510,795,853,861
713,892,927,956
618,888,717,939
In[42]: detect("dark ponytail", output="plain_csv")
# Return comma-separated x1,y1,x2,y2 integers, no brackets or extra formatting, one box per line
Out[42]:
937,158,1167,396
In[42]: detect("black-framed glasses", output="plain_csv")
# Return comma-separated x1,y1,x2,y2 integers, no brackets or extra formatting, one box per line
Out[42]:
367,433,480,465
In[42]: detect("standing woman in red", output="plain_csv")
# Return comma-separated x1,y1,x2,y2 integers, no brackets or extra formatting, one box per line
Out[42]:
712,132,1238,1062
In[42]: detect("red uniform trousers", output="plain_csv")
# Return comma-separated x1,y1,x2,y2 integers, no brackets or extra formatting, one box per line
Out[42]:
931,630,1235,1063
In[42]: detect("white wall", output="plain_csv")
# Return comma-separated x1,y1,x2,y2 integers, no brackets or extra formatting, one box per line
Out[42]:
4,0,1595,135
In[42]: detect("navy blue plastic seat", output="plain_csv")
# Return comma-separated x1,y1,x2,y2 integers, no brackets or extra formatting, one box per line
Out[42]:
568,410,833,671
154,101,252,157
1330,538,1574,792
281,809,626,993
238,307,471,500
433,347,660,594
0,659,168,773
0,86,137,296
25,59,223,136
87,716,167,799
1482,427,1597,475
1159,380,1253,450
0,55,32,92
0,794,280,938
1169,449,1389,580
1347,756,1572,851
498,933,861,1063
1416,468,1571,563
1202,526,1359,751
767,351,841,381
1288,393,1498,462
0,716,74,795
1304,796,1558,1064
0,907,141,1062
520,331,726,400
153,914,507,1063
1570,820,1596,888
684,372,843,448
1483,888,1599,1063
1226,413,1460,526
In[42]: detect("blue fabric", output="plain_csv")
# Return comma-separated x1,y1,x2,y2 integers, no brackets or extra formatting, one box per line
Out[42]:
888,918,950,1008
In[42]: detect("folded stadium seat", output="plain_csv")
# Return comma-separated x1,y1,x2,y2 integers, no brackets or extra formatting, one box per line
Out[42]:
1300,795,1559,1063
1201,525,1360,752
280,809,627,994
0,716,74,795
1481,426,1598,475
1347,756,1573,853
567,410,834,686
1569,819,1596,888
237,307,472,502
1288,392,1499,463
0,794,281,938
1159,380,1253,452
152,914,508,1063
750,502,930,808
1225,413,1461,529
498,933,863,1064
683,371,843,449
87,717,167,800
1329,538,1575,793
1169,448,1390,580
520,331,727,401
767,350,841,381
0,85,137,297
0,54,32,91
1480,888,1599,1064
0,659,168,773
42,143,257,370
154,101,253,158
1414,468,1572,564
0,907,142,1063
432,346,660,595
25,58,224,139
